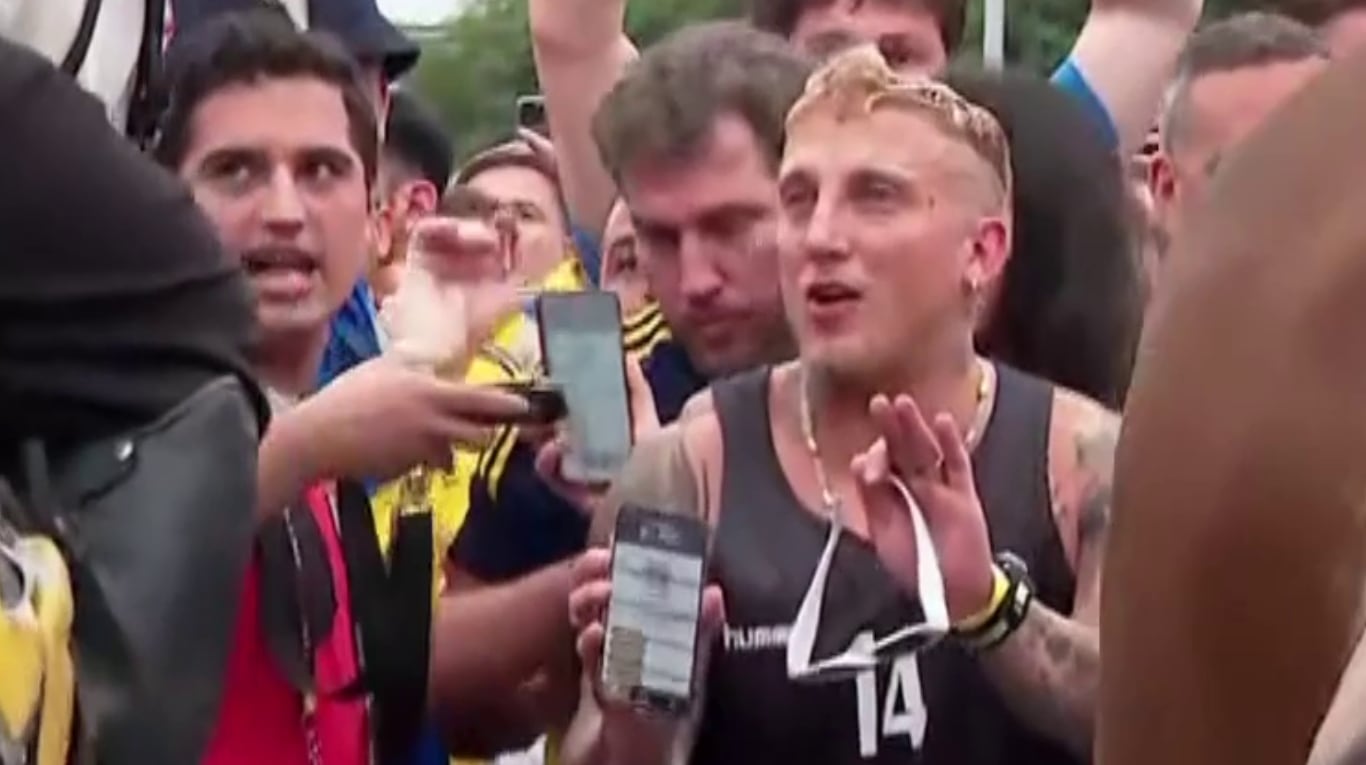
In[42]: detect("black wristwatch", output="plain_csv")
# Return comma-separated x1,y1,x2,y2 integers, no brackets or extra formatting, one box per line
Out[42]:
957,552,1034,654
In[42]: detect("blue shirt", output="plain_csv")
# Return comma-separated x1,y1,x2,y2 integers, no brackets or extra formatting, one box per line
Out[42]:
319,280,383,388
1051,57,1119,150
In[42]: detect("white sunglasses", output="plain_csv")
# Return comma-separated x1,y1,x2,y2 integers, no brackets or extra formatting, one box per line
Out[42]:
787,476,950,684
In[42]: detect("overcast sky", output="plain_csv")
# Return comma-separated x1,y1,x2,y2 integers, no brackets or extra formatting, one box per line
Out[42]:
377,0,463,25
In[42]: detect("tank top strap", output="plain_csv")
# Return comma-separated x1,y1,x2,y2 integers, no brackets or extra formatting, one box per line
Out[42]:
709,367,794,517
974,363,1075,613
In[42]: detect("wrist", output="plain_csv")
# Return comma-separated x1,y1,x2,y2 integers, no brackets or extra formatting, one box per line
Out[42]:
953,564,1009,632
270,403,326,486
954,552,1034,654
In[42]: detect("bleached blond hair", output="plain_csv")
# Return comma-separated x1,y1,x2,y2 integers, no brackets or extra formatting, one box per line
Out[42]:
787,45,1012,204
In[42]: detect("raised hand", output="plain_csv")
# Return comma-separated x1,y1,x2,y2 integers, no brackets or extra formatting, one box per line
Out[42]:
856,394,995,623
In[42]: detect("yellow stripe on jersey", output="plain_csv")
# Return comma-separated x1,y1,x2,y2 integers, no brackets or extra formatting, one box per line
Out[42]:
623,302,662,336
623,303,670,357
371,310,535,601
475,425,511,480
486,426,521,502
540,255,590,293
445,261,583,765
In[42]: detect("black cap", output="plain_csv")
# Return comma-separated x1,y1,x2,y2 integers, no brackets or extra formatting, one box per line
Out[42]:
308,0,420,81
170,0,419,81
386,89,454,191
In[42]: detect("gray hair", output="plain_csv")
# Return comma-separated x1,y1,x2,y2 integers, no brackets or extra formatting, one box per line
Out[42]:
1160,12,1329,149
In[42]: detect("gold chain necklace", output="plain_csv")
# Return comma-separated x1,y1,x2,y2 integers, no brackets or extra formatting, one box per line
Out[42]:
797,359,995,521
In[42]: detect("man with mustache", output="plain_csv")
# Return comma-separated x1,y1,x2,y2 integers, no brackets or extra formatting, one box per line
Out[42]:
154,10,527,762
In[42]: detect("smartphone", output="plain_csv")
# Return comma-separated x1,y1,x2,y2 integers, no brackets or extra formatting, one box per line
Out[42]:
516,94,547,134
602,504,708,717
536,291,633,484
494,381,567,426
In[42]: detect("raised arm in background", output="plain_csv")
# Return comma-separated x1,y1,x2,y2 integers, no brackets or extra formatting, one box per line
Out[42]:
529,0,638,240
1063,0,1203,154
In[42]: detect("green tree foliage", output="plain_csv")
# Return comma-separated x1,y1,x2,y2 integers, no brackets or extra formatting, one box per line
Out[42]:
410,0,1250,161
408,0,742,161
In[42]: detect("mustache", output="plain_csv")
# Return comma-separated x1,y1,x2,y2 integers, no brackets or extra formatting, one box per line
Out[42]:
240,245,319,270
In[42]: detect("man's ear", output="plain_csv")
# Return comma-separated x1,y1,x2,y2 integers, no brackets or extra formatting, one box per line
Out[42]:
1150,152,1177,207
370,205,395,266
966,213,1011,291
408,180,440,218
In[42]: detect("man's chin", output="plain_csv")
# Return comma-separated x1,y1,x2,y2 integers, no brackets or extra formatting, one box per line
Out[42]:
253,304,331,342
683,339,758,380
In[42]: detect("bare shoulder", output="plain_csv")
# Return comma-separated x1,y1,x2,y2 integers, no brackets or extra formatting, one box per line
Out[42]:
589,408,724,546
1046,387,1122,568
678,388,715,423
1051,388,1121,462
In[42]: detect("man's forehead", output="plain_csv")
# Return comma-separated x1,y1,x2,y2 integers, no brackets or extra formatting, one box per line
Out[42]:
1184,59,1327,152
783,106,957,173
465,163,557,199
186,77,356,155
621,119,777,222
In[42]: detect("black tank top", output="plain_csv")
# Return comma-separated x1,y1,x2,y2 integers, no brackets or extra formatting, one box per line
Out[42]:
692,365,1078,765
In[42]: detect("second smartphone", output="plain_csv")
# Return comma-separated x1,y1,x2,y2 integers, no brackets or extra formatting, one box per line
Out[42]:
536,291,633,484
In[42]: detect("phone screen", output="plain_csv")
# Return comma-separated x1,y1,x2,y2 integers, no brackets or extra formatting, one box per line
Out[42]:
603,505,707,716
537,292,632,483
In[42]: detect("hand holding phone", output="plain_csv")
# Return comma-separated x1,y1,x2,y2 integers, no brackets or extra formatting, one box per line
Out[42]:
570,524,732,737
600,505,710,717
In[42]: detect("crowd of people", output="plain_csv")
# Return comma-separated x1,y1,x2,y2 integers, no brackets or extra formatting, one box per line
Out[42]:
4,0,1366,763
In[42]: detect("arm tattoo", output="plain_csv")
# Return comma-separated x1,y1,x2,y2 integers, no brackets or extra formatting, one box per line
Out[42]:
978,403,1117,757
981,603,1100,760
1074,409,1120,554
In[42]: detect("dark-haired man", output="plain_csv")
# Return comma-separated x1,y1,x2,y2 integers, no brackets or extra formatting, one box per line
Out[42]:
431,22,805,759
153,10,528,762
372,89,454,303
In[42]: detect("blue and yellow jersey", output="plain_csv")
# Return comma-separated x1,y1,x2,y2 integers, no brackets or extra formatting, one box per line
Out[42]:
370,314,531,599
370,255,589,597
623,302,669,358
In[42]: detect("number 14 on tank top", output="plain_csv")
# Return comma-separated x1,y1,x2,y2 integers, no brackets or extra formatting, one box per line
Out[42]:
853,632,928,758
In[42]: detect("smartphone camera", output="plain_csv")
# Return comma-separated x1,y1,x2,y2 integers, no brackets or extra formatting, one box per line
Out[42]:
516,95,548,135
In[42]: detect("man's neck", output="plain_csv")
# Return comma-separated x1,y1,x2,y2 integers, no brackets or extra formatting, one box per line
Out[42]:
801,348,982,481
252,332,330,399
